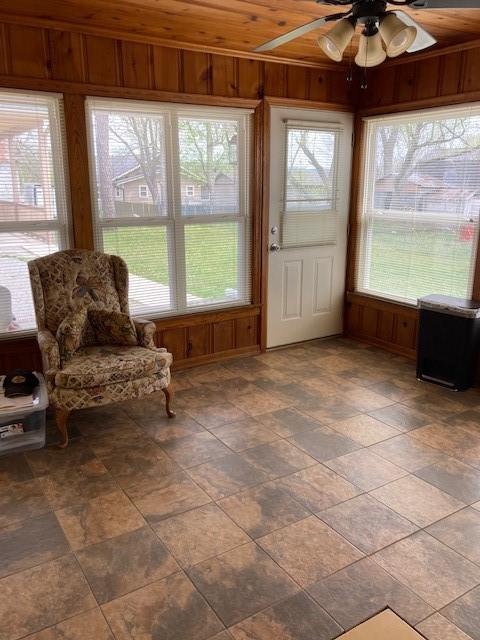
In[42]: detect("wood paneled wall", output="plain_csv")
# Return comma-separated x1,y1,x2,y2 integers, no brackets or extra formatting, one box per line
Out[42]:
9,20,478,368
0,20,353,373
0,23,353,103
358,42,480,113
346,42,480,359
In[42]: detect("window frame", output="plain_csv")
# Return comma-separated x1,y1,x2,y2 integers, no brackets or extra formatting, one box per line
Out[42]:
355,103,480,306
86,98,253,319
0,89,72,339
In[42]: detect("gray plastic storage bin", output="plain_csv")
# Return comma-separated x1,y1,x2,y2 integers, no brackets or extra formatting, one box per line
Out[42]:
0,373,48,455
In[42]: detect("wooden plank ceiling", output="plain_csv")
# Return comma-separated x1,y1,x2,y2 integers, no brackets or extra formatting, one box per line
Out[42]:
0,0,480,66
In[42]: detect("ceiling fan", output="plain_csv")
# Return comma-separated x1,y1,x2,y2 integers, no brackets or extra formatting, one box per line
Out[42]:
254,0,480,67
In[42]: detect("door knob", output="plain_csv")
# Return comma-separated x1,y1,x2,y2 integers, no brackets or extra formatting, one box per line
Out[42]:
269,242,281,252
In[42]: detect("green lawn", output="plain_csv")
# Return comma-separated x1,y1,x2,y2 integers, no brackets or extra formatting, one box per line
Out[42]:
103,219,475,304
103,223,239,300
368,219,474,300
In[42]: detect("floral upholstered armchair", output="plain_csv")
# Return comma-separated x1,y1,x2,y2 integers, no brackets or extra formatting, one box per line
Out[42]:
28,249,174,447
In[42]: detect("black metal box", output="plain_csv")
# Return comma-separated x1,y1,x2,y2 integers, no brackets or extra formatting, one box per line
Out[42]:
417,295,480,392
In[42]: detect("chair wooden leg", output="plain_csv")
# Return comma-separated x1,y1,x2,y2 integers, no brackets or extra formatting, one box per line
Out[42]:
162,386,175,419
55,408,70,448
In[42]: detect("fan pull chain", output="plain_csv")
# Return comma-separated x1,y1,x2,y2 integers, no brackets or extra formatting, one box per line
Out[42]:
346,37,353,82
361,33,369,89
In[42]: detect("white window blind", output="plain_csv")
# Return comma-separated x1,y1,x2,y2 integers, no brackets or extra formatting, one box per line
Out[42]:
86,98,252,318
356,104,480,304
0,90,70,337
281,120,344,248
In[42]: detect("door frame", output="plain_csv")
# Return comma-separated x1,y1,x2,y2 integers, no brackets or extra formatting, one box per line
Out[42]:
259,97,355,351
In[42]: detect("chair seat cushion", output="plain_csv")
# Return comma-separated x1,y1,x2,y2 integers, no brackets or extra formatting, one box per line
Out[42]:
55,345,172,389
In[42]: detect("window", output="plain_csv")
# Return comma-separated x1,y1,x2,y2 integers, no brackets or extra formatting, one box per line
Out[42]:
185,185,195,197
138,184,148,199
86,98,252,318
0,91,70,336
281,121,344,248
114,186,123,200
356,105,480,304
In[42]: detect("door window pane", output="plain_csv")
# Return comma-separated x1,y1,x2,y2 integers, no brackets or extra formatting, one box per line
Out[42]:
285,127,338,213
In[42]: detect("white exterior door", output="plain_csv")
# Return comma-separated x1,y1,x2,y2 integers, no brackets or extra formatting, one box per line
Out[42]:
267,107,353,348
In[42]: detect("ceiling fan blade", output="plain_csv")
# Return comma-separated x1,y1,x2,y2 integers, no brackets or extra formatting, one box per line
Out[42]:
395,10,437,52
409,0,480,7
254,16,335,52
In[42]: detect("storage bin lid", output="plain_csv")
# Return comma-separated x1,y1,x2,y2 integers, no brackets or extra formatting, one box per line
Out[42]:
418,295,480,318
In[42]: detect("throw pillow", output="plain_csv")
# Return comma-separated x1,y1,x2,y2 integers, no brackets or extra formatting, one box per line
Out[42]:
88,309,138,346
56,307,89,363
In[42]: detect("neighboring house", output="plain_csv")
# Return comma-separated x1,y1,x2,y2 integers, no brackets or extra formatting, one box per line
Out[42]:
0,127,56,222
375,149,480,219
111,161,238,215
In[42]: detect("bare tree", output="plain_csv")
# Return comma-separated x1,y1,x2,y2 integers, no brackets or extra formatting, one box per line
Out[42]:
94,112,116,218
298,132,329,187
109,115,165,215
376,118,471,209
286,130,334,204
179,120,235,213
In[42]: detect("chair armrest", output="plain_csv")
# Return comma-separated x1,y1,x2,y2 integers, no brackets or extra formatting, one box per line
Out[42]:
133,317,159,350
37,329,61,373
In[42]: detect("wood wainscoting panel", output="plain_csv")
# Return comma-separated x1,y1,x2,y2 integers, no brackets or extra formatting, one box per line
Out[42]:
0,308,260,374
345,293,418,360
235,315,259,348
213,320,235,353
187,325,212,359
154,306,261,368
159,327,188,362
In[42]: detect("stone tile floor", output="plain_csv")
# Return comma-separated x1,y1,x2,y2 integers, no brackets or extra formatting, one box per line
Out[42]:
1,337,480,639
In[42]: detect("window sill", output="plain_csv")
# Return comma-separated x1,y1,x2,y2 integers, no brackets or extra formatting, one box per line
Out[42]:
346,291,418,312
0,330,38,343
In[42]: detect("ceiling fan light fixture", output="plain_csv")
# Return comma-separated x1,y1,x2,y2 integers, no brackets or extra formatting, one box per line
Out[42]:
318,17,355,62
355,31,386,67
379,13,417,57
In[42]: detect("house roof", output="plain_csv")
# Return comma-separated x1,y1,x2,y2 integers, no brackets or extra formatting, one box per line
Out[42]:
375,173,479,200
112,159,235,186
